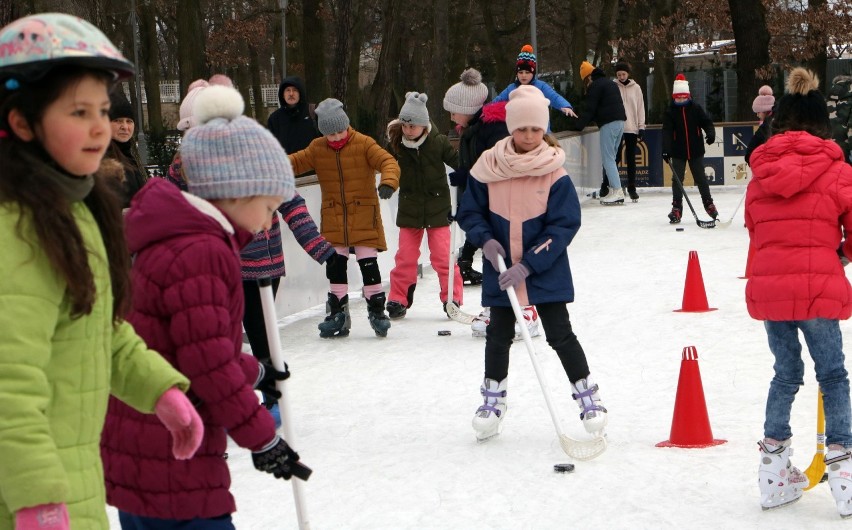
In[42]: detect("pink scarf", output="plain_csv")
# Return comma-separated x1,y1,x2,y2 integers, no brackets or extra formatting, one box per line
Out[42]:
471,137,565,183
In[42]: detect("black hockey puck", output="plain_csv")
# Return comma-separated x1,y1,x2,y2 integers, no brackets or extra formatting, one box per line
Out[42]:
438,330,451,336
676,227,684,232
553,463,575,473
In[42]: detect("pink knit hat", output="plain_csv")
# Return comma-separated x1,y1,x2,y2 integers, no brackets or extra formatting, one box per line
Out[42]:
752,85,775,113
177,79,209,131
505,85,549,133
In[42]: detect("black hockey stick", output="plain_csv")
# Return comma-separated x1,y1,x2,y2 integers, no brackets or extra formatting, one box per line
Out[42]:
665,159,716,229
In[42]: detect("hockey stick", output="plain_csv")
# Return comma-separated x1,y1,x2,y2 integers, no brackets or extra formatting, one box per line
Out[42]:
716,186,747,229
445,185,477,324
497,260,607,461
259,279,312,529
803,390,827,491
665,159,716,229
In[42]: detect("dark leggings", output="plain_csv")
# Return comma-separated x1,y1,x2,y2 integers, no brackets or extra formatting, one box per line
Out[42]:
484,302,590,383
618,133,638,188
242,278,280,363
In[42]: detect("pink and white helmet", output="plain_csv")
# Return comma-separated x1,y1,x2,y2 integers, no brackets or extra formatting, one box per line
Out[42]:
0,13,134,83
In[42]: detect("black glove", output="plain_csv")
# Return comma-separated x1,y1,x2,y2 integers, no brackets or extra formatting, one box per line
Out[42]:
378,184,394,200
252,435,313,481
706,136,715,146
661,152,671,163
637,130,645,142
448,169,468,187
839,242,850,267
255,360,289,401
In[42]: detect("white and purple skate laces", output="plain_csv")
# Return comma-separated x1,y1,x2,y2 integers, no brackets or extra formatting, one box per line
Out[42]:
572,380,606,420
477,384,506,418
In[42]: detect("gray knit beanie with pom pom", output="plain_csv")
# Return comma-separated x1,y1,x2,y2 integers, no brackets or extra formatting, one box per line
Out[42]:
443,68,489,115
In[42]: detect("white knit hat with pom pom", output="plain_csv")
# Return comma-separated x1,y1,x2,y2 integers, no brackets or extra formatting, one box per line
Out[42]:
443,68,489,114
181,85,295,201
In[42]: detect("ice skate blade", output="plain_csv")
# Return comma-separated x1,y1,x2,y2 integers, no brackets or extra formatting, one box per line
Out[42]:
760,492,802,511
319,329,350,339
472,330,486,338
475,431,501,443
600,200,624,206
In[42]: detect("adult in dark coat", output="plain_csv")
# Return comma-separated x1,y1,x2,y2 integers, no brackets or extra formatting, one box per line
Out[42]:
105,87,146,208
267,76,320,169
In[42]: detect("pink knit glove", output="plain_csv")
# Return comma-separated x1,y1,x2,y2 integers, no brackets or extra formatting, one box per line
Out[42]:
154,387,204,460
15,503,69,530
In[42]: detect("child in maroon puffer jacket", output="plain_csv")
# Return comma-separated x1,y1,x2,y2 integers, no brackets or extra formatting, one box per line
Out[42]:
747,68,852,516
101,86,311,528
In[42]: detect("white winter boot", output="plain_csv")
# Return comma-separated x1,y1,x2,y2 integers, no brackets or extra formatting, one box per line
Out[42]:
757,438,808,510
825,446,852,518
571,376,607,435
472,378,507,442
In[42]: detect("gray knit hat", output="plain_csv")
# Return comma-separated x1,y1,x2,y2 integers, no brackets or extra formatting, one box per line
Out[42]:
315,98,350,135
182,86,295,201
443,68,489,115
399,92,430,126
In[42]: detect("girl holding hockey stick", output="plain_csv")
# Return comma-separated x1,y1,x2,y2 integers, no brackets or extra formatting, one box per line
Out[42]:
456,85,607,442
747,68,852,516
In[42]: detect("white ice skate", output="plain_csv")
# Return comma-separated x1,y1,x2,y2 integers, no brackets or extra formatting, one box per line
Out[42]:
471,307,490,338
757,438,809,510
472,378,507,442
571,376,607,435
513,306,541,341
826,447,852,518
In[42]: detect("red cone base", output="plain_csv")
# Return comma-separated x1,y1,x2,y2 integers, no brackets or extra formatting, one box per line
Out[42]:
656,346,726,448
674,250,717,313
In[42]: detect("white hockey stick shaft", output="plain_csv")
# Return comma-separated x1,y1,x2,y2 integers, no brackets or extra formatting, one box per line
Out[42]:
259,279,311,529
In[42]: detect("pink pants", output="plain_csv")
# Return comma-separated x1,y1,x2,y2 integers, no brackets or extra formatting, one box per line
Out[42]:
389,226,463,306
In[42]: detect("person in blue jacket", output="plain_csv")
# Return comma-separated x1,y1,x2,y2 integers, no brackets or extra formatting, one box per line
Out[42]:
492,45,578,127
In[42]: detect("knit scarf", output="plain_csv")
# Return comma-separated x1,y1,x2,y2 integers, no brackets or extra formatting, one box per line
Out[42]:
22,150,94,202
327,132,350,151
470,136,565,184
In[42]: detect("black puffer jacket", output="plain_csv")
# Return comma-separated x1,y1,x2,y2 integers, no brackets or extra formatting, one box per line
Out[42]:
662,100,715,160
267,76,320,157
574,68,626,130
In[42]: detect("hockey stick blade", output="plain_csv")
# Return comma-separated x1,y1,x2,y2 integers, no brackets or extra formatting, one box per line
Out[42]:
716,187,747,229
559,433,607,461
445,301,477,324
666,159,716,229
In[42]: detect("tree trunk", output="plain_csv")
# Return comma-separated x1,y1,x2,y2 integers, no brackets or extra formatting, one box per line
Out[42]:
368,0,404,139
594,0,617,67
303,0,327,100
429,0,450,132
648,0,677,125
249,45,264,120
331,0,353,102
345,1,363,118
728,0,771,120
138,0,163,138
569,0,587,89
479,0,514,85
176,0,207,94
803,0,828,92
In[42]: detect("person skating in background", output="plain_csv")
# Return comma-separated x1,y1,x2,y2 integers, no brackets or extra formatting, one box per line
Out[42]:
267,75,320,172
492,44,578,125
746,67,852,516
662,73,718,223
456,85,607,443
0,13,203,530
745,85,775,165
102,86,309,528
609,62,645,202
104,86,146,208
385,92,462,320
574,60,627,205
828,74,852,165
443,68,540,340
288,98,400,338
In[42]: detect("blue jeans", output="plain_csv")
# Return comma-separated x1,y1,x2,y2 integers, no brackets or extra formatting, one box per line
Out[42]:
763,319,852,447
599,120,625,189
119,511,235,530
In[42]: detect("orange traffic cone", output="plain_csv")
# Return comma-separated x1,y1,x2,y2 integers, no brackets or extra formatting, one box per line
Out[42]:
738,242,755,279
657,346,727,448
674,250,717,312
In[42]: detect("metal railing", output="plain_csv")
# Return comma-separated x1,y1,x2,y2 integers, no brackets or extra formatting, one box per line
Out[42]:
121,81,281,107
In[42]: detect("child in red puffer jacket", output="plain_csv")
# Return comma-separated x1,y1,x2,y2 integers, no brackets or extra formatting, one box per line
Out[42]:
747,67,852,516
